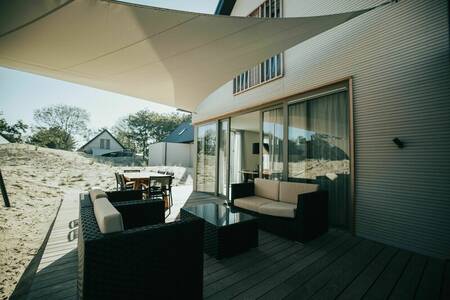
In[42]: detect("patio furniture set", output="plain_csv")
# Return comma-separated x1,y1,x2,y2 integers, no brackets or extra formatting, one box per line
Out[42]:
77,177,328,299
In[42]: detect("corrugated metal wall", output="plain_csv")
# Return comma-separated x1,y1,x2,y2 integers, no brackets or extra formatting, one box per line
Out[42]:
194,0,450,258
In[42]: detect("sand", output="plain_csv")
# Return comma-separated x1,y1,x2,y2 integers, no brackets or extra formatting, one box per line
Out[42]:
0,143,192,299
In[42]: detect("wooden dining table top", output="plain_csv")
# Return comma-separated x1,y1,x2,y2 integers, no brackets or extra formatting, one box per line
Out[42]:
122,172,162,180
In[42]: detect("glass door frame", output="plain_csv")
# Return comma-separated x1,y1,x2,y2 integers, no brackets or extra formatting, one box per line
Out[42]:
215,118,231,198
194,79,354,232
260,104,285,181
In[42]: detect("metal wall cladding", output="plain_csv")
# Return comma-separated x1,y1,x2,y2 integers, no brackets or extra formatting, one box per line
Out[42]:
194,0,450,258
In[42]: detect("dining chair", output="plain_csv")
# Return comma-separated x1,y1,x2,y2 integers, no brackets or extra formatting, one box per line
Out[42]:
119,174,135,191
148,176,173,217
123,169,140,173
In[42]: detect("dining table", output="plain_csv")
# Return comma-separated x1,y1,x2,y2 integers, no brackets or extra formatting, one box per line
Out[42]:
122,172,161,190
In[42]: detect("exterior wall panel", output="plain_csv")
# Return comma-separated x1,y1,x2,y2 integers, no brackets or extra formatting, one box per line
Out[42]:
195,0,450,258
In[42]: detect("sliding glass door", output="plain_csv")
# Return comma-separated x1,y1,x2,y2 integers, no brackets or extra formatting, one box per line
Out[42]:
196,123,217,193
217,119,229,197
288,91,350,228
262,107,284,180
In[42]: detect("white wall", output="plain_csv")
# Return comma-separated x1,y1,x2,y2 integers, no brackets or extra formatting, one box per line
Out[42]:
166,142,193,167
193,0,450,258
149,142,165,166
81,131,123,155
149,142,193,167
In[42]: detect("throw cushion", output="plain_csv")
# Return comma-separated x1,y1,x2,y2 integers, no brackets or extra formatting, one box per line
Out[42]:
89,188,108,203
258,201,296,218
254,178,279,201
279,181,319,204
234,196,274,212
93,198,124,234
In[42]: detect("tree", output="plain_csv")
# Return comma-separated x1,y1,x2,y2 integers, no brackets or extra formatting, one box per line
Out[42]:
114,110,191,161
0,112,28,142
28,127,76,150
33,104,90,147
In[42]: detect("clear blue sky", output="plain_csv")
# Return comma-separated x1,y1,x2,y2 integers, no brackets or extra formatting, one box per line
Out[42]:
0,0,218,132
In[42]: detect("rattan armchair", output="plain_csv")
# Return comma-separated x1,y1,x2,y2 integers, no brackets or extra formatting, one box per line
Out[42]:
78,197,205,299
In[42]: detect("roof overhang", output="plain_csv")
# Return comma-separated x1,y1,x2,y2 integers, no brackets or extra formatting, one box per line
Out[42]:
0,0,385,112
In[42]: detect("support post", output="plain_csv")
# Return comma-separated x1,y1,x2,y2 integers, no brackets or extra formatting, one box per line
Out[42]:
0,169,10,207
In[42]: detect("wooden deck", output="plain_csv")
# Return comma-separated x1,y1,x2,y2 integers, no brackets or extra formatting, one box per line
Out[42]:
20,187,449,299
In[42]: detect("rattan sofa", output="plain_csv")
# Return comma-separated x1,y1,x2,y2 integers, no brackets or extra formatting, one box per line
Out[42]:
78,190,205,299
230,178,328,242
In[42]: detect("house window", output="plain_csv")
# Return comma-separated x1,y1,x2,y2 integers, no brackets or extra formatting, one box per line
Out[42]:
233,0,283,95
100,139,110,149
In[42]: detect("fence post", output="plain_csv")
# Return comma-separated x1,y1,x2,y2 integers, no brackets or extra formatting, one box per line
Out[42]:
0,169,10,207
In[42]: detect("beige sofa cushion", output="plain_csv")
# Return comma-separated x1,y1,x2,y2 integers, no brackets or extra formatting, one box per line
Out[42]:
234,196,274,212
279,182,319,204
89,188,108,203
93,198,124,234
258,201,297,218
254,178,279,201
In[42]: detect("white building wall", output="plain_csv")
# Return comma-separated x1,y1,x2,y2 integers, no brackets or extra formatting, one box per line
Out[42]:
166,142,193,167
149,142,165,166
149,142,193,167
193,0,450,258
81,131,123,155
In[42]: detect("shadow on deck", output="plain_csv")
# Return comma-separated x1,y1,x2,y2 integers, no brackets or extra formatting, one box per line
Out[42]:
17,189,450,299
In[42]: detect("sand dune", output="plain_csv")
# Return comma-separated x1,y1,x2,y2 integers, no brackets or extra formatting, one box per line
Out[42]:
0,143,192,299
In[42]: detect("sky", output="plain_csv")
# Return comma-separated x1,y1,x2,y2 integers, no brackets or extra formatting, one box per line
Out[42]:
0,0,218,133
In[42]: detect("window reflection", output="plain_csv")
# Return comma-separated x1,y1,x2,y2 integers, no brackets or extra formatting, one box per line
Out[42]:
196,123,217,192
262,107,284,180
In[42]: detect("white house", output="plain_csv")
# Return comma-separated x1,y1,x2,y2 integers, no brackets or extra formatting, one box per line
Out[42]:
149,122,194,167
192,0,450,259
78,129,126,156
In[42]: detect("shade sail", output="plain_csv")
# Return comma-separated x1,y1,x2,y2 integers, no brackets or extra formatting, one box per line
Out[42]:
0,0,380,111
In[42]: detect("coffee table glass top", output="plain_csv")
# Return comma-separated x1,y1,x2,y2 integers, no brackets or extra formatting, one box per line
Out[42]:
182,203,256,227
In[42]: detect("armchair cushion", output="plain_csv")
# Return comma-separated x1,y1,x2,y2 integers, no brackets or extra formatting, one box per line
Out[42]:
234,196,273,212
279,181,319,204
89,188,107,203
93,198,124,234
254,178,279,201
258,201,296,218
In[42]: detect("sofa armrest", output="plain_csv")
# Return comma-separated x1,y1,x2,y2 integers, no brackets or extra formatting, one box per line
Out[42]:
79,218,204,299
106,190,144,203
296,191,328,239
230,182,255,204
114,200,164,229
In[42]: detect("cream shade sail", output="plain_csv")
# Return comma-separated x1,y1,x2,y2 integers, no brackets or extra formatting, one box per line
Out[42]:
0,0,382,111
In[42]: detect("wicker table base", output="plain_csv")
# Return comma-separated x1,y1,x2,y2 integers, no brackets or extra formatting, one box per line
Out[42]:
181,203,258,259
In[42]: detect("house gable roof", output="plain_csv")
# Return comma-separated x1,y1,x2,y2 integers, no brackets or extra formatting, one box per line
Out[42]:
78,129,125,151
0,134,10,144
164,122,193,143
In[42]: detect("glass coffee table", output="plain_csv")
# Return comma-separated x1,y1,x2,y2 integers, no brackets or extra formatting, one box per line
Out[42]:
180,203,258,259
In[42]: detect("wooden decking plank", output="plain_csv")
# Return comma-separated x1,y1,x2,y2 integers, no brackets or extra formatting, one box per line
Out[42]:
362,250,412,300
259,237,360,300
337,246,397,300
205,237,295,285
284,239,381,300
441,260,450,300
27,279,77,299
204,231,285,272
388,253,428,299
415,257,446,300
309,243,385,300
205,230,339,299
236,231,353,299
205,235,291,278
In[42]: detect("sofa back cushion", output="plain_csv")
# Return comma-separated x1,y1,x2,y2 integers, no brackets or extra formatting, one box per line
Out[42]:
93,198,124,234
279,181,319,204
89,187,108,204
254,178,279,201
